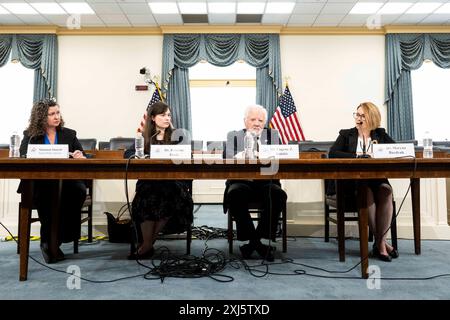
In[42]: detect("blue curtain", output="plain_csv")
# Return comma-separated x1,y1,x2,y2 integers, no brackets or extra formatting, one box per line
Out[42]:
162,34,282,131
385,34,450,140
0,34,57,102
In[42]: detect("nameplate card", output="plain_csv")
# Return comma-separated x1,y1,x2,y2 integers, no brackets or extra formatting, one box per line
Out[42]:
372,143,415,159
259,144,299,159
27,144,69,159
150,145,192,159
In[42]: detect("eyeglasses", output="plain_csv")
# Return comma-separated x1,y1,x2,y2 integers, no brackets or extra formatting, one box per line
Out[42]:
47,111,60,117
353,112,366,120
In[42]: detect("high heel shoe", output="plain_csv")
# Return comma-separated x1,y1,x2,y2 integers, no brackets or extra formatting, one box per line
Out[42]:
388,247,399,259
255,243,275,262
127,247,154,260
372,245,392,262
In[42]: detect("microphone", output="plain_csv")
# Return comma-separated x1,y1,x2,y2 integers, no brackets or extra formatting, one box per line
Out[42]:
358,134,370,158
150,130,161,141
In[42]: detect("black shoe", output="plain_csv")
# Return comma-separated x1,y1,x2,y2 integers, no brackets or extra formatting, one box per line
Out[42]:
239,244,254,259
372,245,392,262
56,248,65,261
255,243,275,262
127,247,154,260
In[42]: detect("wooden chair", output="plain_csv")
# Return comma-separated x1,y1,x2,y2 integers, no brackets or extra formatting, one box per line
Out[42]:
324,179,398,262
76,138,98,250
227,200,288,254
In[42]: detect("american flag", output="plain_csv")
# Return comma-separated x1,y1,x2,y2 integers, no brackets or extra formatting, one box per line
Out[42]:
137,85,162,133
269,86,305,144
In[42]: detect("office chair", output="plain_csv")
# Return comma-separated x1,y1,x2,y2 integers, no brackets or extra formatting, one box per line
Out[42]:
227,200,288,254
324,179,398,262
206,141,226,151
17,191,93,255
109,137,135,151
78,138,97,151
191,140,204,152
98,141,110,150
397,140,418,146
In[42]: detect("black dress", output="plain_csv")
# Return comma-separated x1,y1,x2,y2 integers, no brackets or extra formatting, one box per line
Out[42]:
126,141,193,234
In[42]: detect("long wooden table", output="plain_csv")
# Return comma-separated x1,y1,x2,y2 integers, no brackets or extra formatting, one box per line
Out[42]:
1,156,449,280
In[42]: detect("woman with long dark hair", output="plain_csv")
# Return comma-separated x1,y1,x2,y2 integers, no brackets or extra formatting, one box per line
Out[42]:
125,101,193,259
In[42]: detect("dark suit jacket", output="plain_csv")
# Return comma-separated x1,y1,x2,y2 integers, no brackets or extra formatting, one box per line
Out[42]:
223,128,281,213
17,127,84,193
19,127,83,157
328,127,395,159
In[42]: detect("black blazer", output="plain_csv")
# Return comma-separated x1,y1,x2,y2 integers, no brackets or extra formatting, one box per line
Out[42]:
17,127,84,194
327,127,395,195
328,127,395,159
223,128,281,213
19,127,83,157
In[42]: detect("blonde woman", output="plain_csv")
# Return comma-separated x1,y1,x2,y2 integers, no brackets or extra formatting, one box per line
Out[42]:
329,102,398,262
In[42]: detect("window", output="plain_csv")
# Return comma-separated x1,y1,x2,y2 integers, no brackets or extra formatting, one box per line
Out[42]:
411,62,450,143
189,61,256,148
0,61,34,144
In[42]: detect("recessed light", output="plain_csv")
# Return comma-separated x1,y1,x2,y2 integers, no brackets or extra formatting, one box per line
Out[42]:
377,3,413,15
208,2,236,14
265,2,295,14
31,3,66,15
148,2,179,14
237,2,265,14
179,2,207,14
406,3,443,14
1,3,38,15
349,2,384,14
60,3,94,15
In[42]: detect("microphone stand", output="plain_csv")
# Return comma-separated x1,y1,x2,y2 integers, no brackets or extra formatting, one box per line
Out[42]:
358,135,371,158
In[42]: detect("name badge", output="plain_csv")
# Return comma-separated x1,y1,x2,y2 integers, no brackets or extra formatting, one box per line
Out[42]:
259,144,299,159
150,145,191,159
27,144,69,159
372,143,415,158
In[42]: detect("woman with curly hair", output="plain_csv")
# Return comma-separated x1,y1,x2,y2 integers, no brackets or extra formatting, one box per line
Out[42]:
18,99,87,264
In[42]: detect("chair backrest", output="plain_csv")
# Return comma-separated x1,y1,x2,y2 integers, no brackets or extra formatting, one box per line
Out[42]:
98,141,110,150
397,139,418,146
207,141,226,151
109,137,134,151
191,140,204,151
298,141,334,152
433,141,450,147
78,138,97,151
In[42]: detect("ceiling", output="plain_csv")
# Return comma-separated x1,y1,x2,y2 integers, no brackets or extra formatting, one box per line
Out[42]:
1,0,450,28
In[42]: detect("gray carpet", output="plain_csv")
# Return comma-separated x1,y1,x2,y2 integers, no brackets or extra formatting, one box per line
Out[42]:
1,205,450,300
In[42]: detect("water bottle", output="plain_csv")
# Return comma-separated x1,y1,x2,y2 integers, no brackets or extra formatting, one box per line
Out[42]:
422,131,433,159
244,131,255,159
135,132,144,159
9,132,20,158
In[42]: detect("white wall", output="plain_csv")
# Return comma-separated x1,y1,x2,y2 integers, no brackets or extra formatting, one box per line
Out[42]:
280,35,386,204
58,35,163,141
